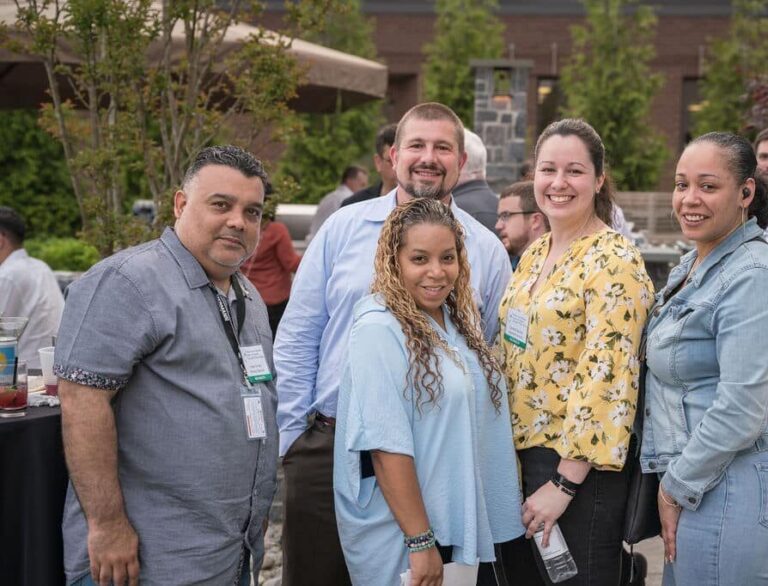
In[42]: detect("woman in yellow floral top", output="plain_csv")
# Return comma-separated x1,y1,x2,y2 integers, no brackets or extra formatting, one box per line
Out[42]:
498,119,653,585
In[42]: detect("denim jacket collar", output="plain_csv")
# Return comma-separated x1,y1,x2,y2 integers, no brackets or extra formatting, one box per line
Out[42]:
667,218,763,293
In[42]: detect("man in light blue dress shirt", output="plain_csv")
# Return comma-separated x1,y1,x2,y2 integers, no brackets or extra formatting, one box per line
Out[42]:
274,103,512,586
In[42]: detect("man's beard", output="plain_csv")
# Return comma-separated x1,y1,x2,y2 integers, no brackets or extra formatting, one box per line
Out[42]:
404,180,445,200
401,164,455,200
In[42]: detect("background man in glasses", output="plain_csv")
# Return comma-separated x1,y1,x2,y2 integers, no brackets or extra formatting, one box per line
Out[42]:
495,181,549,270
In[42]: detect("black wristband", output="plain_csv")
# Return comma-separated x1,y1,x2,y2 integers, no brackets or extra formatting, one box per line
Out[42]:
550,477,575,498
552,473,581,494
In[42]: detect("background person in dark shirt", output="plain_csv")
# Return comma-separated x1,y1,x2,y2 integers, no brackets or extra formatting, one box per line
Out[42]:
341,123,398,207
452,129,499,233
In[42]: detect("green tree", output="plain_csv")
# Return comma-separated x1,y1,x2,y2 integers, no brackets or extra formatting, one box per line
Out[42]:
277,0,382,203
0,109,80,238
2,0,332,256
422,0,505,128
560,0,667,191
694,0,768,136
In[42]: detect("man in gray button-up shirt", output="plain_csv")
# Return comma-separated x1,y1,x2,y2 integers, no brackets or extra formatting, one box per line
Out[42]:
54,146,278,585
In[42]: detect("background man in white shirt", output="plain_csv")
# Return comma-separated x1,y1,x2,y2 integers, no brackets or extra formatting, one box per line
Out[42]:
0,206,64,369
305,165,369,242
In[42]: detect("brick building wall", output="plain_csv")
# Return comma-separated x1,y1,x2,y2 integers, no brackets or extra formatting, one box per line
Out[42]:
261,2,732,188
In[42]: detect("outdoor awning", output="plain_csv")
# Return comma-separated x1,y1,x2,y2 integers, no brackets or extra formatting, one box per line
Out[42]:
0,4,388,113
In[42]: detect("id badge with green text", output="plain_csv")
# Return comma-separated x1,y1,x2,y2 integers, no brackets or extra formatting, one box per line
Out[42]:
241,344,273,384
504,308,529,349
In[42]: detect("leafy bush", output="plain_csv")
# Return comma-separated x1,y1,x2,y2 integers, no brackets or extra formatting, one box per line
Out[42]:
276,0,381,203
422,0,505,128
25,238,100,272
560,0,667,191
0,110,80,238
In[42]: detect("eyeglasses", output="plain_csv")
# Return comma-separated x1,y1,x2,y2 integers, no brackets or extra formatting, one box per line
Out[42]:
497,211,535,222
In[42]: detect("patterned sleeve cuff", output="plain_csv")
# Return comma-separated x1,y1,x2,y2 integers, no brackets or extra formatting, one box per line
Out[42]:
53,364,128,392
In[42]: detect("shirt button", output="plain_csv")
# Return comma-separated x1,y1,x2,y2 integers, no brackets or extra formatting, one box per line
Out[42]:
653,307,661,317
688,497,696,505
649,462,657,470
645,408,651,416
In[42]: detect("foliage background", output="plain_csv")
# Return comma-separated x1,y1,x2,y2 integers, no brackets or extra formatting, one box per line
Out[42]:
421,0,505,128
2,0,317,257
694,0,768,137
25,237,100,271
559,0,667,191
0,109,80,239
276,0,382,203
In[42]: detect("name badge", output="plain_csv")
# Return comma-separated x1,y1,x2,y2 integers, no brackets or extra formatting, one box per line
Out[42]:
504,308,529,349
241,345,273,384
242,391,266,440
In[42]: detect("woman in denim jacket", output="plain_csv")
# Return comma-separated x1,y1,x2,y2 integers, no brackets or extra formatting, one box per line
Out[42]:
641,132,768,584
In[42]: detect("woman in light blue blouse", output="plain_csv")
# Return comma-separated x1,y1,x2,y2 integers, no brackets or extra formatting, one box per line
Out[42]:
333,198,525,586
641,132,768,584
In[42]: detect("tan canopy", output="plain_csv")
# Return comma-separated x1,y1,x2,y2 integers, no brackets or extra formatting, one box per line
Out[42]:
0,4,387,112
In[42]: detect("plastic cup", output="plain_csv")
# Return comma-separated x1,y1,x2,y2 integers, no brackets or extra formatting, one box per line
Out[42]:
38,346,58,396
0,359,28,418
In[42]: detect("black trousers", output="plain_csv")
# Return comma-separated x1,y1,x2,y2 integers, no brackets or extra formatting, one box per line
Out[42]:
501,447,631,586
266,299,288,339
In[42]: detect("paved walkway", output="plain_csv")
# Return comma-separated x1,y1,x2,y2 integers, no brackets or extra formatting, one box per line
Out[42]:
262,468,668,585
635,536,665,586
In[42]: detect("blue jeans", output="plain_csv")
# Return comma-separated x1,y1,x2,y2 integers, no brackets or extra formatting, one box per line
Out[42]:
69,549,252,586
662,449,768,585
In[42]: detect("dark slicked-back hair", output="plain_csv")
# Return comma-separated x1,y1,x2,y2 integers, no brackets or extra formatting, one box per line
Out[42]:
182,145,268,189
395,102,465,154
0,206,25,246
690,132,768,229
376,123,398,157
534,118,615,227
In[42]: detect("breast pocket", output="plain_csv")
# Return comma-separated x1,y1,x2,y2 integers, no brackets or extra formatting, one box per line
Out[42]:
668,302,716,385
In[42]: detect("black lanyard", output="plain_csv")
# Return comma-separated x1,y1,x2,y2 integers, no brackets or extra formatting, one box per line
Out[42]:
210,276,248,381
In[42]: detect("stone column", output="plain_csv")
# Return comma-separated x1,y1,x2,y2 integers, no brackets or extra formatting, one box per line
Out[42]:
470,59,533,190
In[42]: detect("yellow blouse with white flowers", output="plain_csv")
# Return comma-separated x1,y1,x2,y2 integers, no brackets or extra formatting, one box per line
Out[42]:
499,229,654,470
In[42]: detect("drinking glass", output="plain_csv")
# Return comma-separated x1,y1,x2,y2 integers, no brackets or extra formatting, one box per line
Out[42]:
0,359,28,418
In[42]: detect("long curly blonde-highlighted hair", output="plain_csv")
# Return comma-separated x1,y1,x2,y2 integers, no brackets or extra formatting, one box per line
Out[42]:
371,198,503,412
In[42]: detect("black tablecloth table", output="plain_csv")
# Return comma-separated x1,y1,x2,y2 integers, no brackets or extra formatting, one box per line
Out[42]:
0,406,68,585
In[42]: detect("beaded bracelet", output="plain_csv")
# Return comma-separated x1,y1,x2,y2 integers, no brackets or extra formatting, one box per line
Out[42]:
404,527,436,552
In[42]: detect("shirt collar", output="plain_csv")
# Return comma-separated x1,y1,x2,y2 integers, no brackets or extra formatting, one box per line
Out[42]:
160,227,212,290
361,189,466,232
681,217,764,287
2,248,29,265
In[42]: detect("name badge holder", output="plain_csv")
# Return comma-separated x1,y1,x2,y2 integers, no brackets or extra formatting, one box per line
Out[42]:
211,278,269,440
504,307,529,349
